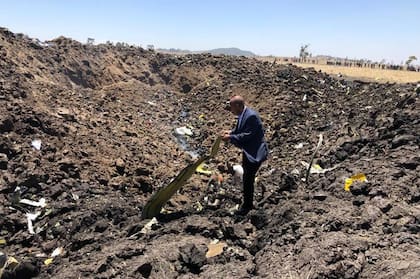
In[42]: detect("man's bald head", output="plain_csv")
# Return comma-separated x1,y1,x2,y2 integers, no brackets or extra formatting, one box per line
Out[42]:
230,95,245,106
229,95,245,115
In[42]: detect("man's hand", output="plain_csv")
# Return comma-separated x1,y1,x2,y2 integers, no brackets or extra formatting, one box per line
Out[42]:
221,131,231,142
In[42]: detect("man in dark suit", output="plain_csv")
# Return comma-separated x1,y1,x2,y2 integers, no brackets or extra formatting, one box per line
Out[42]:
222,95,268,215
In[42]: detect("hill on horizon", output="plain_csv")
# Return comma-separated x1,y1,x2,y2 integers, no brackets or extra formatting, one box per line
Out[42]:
204,47,256,57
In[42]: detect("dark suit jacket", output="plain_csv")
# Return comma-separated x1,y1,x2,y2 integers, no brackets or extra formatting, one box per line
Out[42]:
230,107,268,164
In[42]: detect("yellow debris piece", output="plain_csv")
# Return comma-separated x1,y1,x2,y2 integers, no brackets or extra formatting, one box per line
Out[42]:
7,256,19,269
0,239,5,245
44,258,53,266
206,242,227,258
196,162,212,175
313,164,323,170
344,173,367,191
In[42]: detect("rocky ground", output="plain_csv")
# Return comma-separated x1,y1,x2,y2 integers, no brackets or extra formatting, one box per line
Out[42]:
0,27,419,279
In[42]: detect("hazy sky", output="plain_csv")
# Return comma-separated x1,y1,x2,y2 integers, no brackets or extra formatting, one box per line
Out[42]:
1,0,419,64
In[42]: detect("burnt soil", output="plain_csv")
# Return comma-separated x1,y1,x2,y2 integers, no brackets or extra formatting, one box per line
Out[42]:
0,27,419,279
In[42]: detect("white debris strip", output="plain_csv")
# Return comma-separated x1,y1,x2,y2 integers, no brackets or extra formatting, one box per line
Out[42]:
19,198,47,208
294,143,304,149
174,126,193,136
26,212,41,234
51,247,64,258
301,161,338,174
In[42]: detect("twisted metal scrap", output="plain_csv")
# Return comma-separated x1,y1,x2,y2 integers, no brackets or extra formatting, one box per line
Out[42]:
141,136,221,219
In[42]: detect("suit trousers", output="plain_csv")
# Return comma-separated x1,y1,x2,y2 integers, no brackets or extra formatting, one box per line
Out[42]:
242,153,262,208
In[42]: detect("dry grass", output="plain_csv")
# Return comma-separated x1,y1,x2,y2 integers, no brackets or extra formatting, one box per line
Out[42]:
292,63,420,83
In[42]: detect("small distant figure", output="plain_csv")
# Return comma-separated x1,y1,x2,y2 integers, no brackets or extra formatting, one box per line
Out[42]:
221,95,268,215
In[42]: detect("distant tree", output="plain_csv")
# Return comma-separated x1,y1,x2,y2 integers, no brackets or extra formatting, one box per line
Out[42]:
405,55,417,66
299,44,310,61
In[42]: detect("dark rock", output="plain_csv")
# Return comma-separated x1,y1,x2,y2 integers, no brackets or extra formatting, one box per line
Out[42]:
372,197,392,213
135,176,153,193
350,181,370,196
278,172,297,192
0,117,14,132
116,247,145,259
70,235,95,251
94,220,109,233
397,158,419,170
178,244,206,274
353,197,365,206
335,150,348,161
406,224,419,234
221,224,239,240
249,237,266,256
391,134,416,148
182,84,192,93
410,192,420,203
41,240,57,252
19,173,47,189
49,184,65,199
135,167,152,176
184,216,218,237
96,262,108,273
96,256,114,274
250,210,268,230
0,153,7,169
58,159,80,178
368,187,388,198
357,221,371,230
135,262,152,278
342,142,354,153
25,116,41,128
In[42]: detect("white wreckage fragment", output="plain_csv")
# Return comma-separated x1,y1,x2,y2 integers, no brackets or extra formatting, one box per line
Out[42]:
300,161,338,174
140,217,158,234
293,143,304,149
31,139,42,150
232,164,243,185
26,211,41,234
174,126,193,136
19,198,47,208
51,247,64,258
